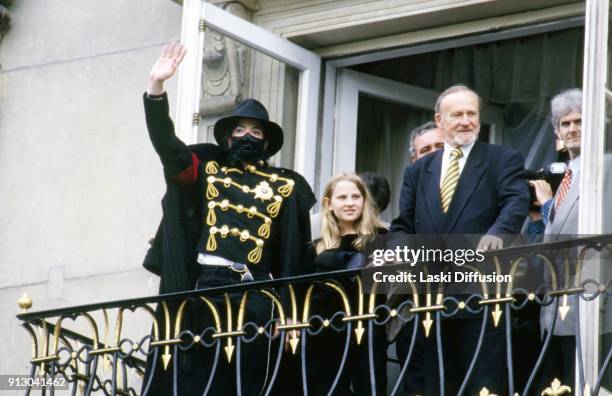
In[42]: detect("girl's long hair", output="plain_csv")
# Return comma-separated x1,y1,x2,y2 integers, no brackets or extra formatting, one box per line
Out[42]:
316,172,385,254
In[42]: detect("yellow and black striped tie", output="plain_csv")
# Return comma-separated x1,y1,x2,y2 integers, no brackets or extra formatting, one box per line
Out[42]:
440,148,463,213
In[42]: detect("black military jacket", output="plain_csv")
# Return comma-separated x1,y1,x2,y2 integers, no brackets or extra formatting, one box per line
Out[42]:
142,93,315,293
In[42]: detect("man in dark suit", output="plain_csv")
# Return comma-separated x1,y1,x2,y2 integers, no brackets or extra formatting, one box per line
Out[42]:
391,85,529,394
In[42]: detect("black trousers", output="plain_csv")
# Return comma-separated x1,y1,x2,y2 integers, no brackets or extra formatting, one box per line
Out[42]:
396,316,508,395
395,323,427,396
194,266,274,396
536,334,575,392
306,324,388,395
306,289,387,396
143,266,273,396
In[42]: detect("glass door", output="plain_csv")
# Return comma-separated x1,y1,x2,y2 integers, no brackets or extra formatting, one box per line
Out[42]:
176,1,321,186
330,68,503,221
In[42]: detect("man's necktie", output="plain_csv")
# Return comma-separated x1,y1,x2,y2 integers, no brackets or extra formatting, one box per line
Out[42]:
440,148,463,213
554,168,573,211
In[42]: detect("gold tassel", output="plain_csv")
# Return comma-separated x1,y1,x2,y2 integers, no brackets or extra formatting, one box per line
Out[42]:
206,233,217,251
206,183,219,200
258,222,271,238
267,199,282,218
278,183,293,197
206,207,216,225
247,246,262,264
205,161,219,174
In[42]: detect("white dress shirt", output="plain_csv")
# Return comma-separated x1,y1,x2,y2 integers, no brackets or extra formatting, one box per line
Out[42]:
439,140,476,187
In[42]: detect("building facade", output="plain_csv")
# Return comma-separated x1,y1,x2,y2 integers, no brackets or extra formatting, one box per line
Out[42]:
1,0,610,392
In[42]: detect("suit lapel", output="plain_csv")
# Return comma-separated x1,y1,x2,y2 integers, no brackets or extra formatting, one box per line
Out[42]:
442,141,486,233
422,151,444,233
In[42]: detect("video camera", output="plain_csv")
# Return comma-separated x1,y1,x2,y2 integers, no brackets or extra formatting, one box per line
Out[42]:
523,162,567,211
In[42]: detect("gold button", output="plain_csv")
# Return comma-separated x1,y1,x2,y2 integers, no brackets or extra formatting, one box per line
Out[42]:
288,180,295,186
242,186,250,193
265,218,271,224
274,196,282,202
256,239,264,247
236,205,244,212
231,228,240,236
249,206,257,214
270,174,278,182
241,230,250,240
210,226,218,233
207,176,216,183
221,200,229,208
208,201,216,208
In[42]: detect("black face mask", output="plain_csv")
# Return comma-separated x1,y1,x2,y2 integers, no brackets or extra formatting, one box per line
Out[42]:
228,134,266,162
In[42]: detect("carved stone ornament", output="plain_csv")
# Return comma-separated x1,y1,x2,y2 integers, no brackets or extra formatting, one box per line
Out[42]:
200,2,252,117
209,0,259,11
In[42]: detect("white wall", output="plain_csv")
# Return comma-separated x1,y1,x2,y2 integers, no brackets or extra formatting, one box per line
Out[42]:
0,0,182,376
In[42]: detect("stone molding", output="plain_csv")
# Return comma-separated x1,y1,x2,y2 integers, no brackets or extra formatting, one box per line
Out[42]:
252,0,580,49
174,0,259,11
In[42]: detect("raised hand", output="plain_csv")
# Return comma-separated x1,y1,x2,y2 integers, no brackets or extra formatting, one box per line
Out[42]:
148,42,187,95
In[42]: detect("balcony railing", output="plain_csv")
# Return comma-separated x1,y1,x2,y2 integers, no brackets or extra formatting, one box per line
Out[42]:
15,234,612,395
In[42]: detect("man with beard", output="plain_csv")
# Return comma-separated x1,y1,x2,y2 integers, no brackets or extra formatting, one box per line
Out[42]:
391,85,529,394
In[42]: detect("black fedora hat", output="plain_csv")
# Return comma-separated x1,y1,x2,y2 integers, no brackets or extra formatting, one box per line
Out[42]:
213,99,283,157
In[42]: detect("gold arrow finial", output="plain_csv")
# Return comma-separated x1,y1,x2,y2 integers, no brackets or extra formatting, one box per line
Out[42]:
492,304,503,327
422,312,433,337
558,295,570,321
354,325,365,344
18,293,32,312
289,336,299,354
224,344,235,362
162,352,172,370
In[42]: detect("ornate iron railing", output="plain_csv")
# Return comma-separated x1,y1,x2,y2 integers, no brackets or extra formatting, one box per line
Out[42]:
15,234,612,395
